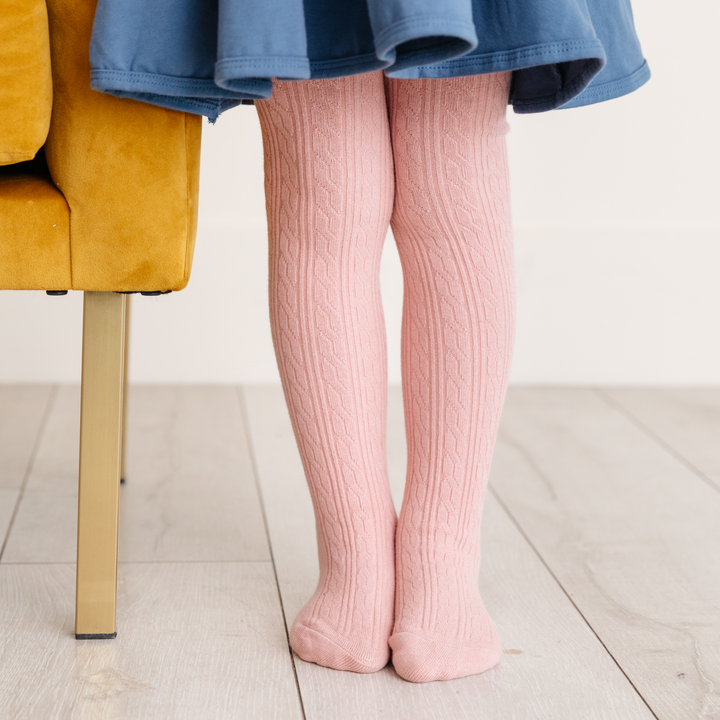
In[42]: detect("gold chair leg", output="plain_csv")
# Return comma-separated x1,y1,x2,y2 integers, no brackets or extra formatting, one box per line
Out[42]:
75,291,126,639
120,295,130,484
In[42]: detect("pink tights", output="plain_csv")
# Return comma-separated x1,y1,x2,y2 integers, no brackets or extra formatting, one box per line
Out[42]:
255,70,515,683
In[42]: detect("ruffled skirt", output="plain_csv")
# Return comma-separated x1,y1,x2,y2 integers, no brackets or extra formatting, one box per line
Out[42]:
89,0,650,122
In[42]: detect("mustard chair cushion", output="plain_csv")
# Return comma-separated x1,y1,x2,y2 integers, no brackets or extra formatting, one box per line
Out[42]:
0,0,53,166
0,161,72,290
40,0,202,292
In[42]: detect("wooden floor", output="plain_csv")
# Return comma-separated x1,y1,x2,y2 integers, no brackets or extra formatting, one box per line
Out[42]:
1,385,719,719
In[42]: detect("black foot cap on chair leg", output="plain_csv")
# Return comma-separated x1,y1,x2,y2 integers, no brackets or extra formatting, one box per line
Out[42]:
120,477,126,484
75,632,117,640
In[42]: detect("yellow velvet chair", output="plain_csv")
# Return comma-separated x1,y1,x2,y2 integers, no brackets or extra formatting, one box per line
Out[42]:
1,0,202,638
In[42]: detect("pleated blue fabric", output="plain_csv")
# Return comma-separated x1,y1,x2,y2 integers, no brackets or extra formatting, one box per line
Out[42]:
89,0,650,122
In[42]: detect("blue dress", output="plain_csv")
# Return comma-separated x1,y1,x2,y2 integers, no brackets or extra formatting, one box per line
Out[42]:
89,0,650,123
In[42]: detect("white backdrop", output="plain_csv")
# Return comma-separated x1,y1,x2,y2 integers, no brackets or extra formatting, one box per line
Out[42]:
1,0,718,385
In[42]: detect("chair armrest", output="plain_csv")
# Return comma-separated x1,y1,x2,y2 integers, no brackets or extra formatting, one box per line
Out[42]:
43,0,202,291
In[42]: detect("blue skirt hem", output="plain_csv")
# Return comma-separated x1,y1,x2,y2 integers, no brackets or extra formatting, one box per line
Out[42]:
374,16,477,68
385,38,606,77
90,55,650,123
558,59,651,109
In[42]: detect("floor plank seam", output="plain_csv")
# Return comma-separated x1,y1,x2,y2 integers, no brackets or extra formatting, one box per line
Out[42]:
0,385,58,563
593,386,720,497
237,385,308,720
488,466,660,720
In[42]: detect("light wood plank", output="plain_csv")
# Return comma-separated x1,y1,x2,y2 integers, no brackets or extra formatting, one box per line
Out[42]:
1,385,79,563
0,385,52,490
0,562,303,719
495,388,720,720
3,385,270,563
0,490,19,549
242,385,652,720
601,387,720,491
118,385,270,562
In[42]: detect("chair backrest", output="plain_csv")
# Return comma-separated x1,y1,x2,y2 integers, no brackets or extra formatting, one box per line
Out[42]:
0,0,53,166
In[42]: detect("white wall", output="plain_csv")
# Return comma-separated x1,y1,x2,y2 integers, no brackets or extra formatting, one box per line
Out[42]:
1,0,718,385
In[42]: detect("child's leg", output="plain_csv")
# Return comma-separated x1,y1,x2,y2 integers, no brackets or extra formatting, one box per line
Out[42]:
255,72,397,673
384,71,515,683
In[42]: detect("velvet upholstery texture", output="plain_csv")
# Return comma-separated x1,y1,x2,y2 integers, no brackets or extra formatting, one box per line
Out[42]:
0,0,201,291
0,171,71,290
0,0,53,165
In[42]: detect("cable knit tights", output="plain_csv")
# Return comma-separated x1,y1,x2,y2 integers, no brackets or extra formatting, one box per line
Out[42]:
255,69,515,683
